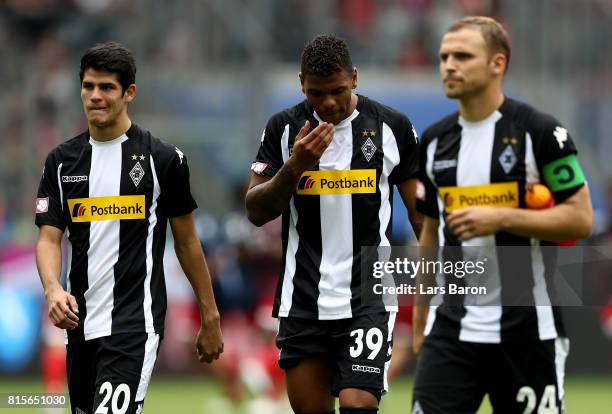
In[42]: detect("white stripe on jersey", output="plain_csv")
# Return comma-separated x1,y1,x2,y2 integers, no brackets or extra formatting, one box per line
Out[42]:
424,138,444,244
455,112,504,343
136,333,160,401
380,122,401,311
525,132,540,184
555,337,570,409
279,124,298,317
84,134,128,340
379,122,400,248
144,157,161,333
526,131,557,339
424,138,441,336
317,111,359,319
531,239,557,339
56,163,64,211
383,311,397,393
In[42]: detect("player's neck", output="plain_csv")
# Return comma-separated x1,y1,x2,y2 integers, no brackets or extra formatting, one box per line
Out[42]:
349,92,358,114
459,89,504,123
89,115,132,142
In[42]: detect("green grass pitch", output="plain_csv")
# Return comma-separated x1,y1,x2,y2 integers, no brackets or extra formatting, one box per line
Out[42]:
0,376,610,413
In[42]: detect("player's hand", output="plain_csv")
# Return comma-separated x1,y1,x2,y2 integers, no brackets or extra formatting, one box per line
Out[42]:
447,206,506,241
196,311,223,363
288,120,335,173
45,286,79,330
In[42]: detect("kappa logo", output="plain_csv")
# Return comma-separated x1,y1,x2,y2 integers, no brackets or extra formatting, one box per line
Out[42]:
298,175,315,190
76,408,87,414
351,364,381,374
71,203,86,218
553,126,568,149
62,175,88,183
35,197,49,214
135,403,143,414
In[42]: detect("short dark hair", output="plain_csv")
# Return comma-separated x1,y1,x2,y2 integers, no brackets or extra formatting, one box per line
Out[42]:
448,16,511,71
79,42,136,93
301,34,353,77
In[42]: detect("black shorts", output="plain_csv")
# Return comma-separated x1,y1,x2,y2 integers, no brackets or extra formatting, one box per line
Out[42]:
412,335,570,414
66,333,161,414
276,312,396,399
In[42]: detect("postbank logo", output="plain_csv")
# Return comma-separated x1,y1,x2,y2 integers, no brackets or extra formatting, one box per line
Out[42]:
67,195,145,222
296,169,377,195
439,182,518,213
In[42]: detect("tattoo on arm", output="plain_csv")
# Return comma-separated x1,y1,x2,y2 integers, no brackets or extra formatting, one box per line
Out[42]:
246,163,302,225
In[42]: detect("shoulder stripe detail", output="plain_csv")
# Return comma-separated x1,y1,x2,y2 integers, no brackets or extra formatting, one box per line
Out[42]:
281,124,290,162
57,163,63,211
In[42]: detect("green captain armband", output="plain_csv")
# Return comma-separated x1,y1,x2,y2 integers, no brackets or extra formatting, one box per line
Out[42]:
542,154,585,192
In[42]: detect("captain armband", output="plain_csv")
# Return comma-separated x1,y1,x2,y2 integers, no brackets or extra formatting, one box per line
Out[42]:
542,154,585,192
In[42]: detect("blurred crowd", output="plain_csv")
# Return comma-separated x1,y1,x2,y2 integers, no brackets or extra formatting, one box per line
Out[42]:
1,0,610,249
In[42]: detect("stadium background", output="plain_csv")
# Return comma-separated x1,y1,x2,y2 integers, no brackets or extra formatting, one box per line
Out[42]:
0,0,610,412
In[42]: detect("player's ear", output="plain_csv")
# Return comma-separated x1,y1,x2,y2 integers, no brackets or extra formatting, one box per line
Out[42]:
351,67,358,89
299,72,305,94
490,53,506,76
124,84,137,102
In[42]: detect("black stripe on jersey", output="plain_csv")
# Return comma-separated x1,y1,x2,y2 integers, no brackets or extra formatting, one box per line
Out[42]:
111,137,149,334
289,117,324,317
490,120,539,341
66,139,92,343
274,209,291,316
150,212,167,335
349,116,383,314
431,128,466,338
432,127,463,247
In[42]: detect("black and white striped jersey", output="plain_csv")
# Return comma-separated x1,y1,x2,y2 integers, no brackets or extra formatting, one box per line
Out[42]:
416,97,585,343
252,95,419,320
35,124,197,343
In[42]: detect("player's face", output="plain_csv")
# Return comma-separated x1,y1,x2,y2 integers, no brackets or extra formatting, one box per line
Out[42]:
81,68,135,129
439,28,495,100
300,68,357,125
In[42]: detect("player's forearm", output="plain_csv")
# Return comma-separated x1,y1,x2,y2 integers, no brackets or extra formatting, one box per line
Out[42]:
36,238,64,298
415,218,439,307
245,160,303,226
174,240,220,317
499,202,592,241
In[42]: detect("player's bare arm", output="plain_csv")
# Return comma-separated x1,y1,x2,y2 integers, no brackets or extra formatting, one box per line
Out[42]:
36,224,79,330
447,184,592,241
413,216,439,356
397,178,424,240
170,212,223,363
245,120,334,226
